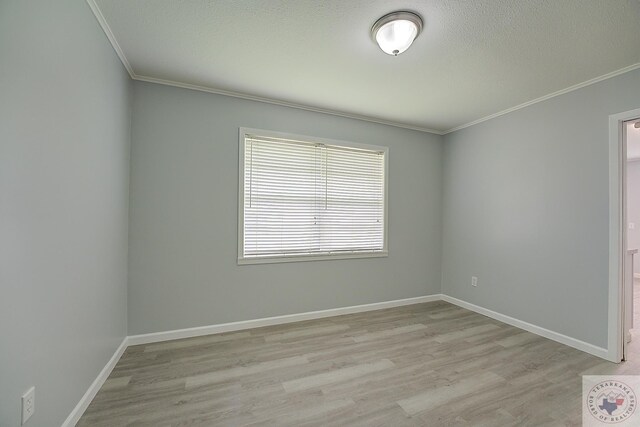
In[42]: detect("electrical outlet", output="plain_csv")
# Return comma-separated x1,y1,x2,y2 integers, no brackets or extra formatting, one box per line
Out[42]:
22,387,34,424
630,222,636,230
471,276,478,287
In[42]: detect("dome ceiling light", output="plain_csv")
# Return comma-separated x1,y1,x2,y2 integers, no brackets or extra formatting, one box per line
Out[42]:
371,11,423,56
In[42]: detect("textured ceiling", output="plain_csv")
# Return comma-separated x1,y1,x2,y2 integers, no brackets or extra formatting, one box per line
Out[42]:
91,0,640,133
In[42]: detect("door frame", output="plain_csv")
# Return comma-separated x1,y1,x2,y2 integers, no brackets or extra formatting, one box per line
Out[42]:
608,108,640,362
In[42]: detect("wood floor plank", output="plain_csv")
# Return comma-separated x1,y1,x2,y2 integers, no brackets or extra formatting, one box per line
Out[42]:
143,331,253,352
397,371,505,416
495,331,543,347
245,397,356,427
264,324,350,342
282,359,395,393
433,323,502,343
352,323,428,343
100,376,131,391
185,355,309,388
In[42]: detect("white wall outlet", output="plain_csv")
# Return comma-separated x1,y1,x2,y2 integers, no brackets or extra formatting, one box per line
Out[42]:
629,222,635,230
471,276,478,287
22,386,35,424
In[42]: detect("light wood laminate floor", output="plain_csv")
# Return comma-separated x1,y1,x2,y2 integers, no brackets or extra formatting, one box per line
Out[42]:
79,300,640,426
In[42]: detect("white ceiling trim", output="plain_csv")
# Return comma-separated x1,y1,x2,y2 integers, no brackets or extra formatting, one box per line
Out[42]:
131,74,444,135
443,62,640,134
86,0,640,137
86,0,134,76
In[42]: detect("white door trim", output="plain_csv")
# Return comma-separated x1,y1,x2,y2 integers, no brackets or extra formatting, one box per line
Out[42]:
608,108,640,362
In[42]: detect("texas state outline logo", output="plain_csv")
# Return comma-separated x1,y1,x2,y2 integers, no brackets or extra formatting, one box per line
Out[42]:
583,376,638,426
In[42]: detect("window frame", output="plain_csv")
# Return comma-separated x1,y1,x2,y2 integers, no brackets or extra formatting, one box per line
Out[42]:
237,127,389,265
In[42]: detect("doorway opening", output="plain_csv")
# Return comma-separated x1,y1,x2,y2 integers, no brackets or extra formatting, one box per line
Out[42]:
608,108,640,363
624,118,640,361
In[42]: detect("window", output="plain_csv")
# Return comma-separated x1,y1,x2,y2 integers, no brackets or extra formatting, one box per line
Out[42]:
238,128,388,264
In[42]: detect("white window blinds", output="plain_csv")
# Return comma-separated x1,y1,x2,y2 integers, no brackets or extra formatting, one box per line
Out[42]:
239,130,387,263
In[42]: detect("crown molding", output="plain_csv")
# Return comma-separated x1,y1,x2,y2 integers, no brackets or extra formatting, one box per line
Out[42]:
443,63,640,134
131,74,445,135
86,0,135,76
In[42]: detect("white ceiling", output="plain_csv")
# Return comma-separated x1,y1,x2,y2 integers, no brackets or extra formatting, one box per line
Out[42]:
628,122,640,160
91,0,640,133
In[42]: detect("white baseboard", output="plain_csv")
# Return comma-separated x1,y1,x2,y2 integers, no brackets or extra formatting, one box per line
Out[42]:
128,294,443,346
440,295,610,360
65,292,614,424
62,337,128,427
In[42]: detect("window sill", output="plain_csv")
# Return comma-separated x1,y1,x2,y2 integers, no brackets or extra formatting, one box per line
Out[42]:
238,251,388,265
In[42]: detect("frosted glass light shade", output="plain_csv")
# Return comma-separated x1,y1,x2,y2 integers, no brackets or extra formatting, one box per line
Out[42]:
372,11,423,56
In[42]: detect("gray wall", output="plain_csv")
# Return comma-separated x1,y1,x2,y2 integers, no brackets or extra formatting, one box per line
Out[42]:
628,161,640,273
0,1,131,426
442,68,640,349
128,81,443,335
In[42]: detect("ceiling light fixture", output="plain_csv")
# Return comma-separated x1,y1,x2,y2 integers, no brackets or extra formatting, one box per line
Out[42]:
371,11,423,56
635,122,640,129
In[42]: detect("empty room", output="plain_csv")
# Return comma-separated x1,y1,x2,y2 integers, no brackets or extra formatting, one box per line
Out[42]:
3,0,640,426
